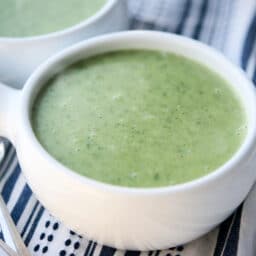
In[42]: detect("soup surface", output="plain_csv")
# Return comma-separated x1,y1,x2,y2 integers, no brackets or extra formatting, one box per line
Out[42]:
32,50,247,187
0,0,106,37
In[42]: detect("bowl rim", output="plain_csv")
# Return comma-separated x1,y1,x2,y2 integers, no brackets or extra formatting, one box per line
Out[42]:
21,30,256,195
0,0,119,41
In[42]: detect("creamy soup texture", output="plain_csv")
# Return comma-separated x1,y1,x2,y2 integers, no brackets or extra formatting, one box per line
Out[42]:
0,0,106,37
32,50,247,187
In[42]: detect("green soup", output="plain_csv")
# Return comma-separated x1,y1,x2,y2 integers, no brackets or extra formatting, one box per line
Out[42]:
0,0,106,37
32,50,247,188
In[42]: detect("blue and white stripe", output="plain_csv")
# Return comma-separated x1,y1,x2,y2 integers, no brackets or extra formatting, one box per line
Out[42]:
1,0,256,255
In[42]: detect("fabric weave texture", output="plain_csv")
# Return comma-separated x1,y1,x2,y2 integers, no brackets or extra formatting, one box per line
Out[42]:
0,0,256,255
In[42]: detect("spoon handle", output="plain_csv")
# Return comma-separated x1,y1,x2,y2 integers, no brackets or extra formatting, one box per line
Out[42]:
0,196,31,256
0,240,18,256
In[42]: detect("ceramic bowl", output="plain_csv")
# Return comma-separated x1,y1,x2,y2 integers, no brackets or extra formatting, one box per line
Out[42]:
0,31,256,250
0,0,128,88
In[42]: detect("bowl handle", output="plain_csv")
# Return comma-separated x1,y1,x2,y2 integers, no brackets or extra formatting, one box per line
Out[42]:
0,82,20,144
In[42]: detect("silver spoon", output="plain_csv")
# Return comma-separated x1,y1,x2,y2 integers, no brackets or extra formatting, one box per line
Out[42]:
0,240,17,256
0,196,31,255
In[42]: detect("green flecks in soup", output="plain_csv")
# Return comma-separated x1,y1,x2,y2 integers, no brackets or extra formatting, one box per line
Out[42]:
0,0,106,37
32,50,247,188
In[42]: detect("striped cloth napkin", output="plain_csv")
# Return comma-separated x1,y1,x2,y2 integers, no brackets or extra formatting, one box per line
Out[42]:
0,0,255,255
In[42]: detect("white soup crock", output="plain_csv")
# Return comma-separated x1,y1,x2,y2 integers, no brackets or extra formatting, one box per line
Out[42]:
0,31,256,250
0,0,128,88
